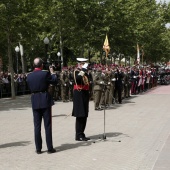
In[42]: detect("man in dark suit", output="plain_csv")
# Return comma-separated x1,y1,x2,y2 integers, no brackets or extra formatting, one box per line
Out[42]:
72,58,90,141
27,57,57,154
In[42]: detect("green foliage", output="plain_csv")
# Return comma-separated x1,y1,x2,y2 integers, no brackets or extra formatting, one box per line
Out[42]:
0,0,170,71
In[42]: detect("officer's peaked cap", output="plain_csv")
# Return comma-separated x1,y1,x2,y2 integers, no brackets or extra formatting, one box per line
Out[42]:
76,58,88,62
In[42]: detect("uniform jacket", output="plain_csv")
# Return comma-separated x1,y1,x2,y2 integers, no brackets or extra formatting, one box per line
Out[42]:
93,71,105,91
27,70,57,109
72,69,89,117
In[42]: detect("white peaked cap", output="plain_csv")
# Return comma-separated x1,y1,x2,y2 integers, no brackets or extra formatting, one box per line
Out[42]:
76,58,88,62
82,63,88,69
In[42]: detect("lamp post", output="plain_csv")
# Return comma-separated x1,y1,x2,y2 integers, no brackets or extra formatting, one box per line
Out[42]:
57,52,61,70
15,46,20,74
43,37,50,60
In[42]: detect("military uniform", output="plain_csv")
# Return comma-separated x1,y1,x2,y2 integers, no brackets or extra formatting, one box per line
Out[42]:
100,70,111,107
109,69,116,104
68,70,74,101
124,70,129,98
27,68,57,153
72,58,90,141
93,69,104,110
60,70,69,102
114,69,124,104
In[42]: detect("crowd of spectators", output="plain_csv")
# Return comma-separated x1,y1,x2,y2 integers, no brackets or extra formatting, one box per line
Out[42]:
0,64,169,99
0,72,30,98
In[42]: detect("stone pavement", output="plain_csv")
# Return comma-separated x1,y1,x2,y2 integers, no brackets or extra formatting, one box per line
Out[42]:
0,85,170,170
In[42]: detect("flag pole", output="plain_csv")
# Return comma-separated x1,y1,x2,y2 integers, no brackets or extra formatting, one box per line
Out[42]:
102,34,110,140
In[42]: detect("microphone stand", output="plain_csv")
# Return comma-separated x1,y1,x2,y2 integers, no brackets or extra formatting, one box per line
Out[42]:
102,82,107,140
102,53,108,140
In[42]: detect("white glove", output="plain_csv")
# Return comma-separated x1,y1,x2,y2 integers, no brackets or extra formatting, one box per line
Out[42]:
133,76,136,78
100,81,104,84
70,82,72,85
108,82,110,85
82,63,88,69
78,71,85,76
111,78,116,81
64,83,66,86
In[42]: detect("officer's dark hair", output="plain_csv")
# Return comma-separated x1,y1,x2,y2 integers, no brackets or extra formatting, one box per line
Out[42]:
33,58,43,68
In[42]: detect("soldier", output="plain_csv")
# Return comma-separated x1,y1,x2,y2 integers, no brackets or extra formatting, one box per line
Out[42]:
130,66,137,95
114,67,124,104
146,66,151,90
87,69,93,100
124,67,129,98
93,67,104,110
55,71,61,101
100,69,111,107
109,67,116,104
68,67,74,101
60,68,69,102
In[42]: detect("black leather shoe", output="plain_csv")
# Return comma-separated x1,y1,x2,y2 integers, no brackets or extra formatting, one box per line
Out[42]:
47,149,56,154
84,137,90,141
36,150,42,154
95,108,103,111
76,137,88,141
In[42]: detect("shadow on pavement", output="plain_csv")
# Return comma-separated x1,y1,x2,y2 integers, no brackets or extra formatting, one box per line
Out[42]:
89,132,123,139
54,142,92,152
0,141,31,149
54,132,123,153
0,95,32,112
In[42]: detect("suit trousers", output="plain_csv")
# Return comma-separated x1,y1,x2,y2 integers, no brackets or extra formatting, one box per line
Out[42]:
76,117,87,139
33,107,53,151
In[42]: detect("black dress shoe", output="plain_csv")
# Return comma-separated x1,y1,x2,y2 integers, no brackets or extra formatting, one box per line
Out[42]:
95,108,103,111
36,150,42,154
84,137,90,141
76,137,88,141
47,149,56,154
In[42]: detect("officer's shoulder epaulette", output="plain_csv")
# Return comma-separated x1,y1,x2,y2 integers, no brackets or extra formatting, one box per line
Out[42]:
42,70,49,72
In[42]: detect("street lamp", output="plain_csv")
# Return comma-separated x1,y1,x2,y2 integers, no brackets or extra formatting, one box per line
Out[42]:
57,52,61,70
43,37,49,60
57,52,61,59
15,46,20,74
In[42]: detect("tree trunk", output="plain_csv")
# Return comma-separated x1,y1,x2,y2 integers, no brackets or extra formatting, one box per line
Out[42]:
7,32,15,99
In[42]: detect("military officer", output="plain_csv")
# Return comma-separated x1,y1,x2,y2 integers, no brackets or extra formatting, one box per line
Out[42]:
27,57,57,154
72,58,90,141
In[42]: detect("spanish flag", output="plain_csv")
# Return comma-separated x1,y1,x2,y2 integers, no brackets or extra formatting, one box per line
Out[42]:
103,34,110,58
137,43,140,64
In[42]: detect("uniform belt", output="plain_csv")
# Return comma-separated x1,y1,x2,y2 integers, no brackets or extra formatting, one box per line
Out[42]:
32,91,47,94
74,85,89,90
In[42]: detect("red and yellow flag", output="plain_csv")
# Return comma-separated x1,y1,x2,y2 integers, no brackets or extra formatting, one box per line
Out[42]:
103,34,110,58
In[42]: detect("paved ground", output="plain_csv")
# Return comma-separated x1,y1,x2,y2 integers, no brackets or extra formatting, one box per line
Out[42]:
0,85,170,170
